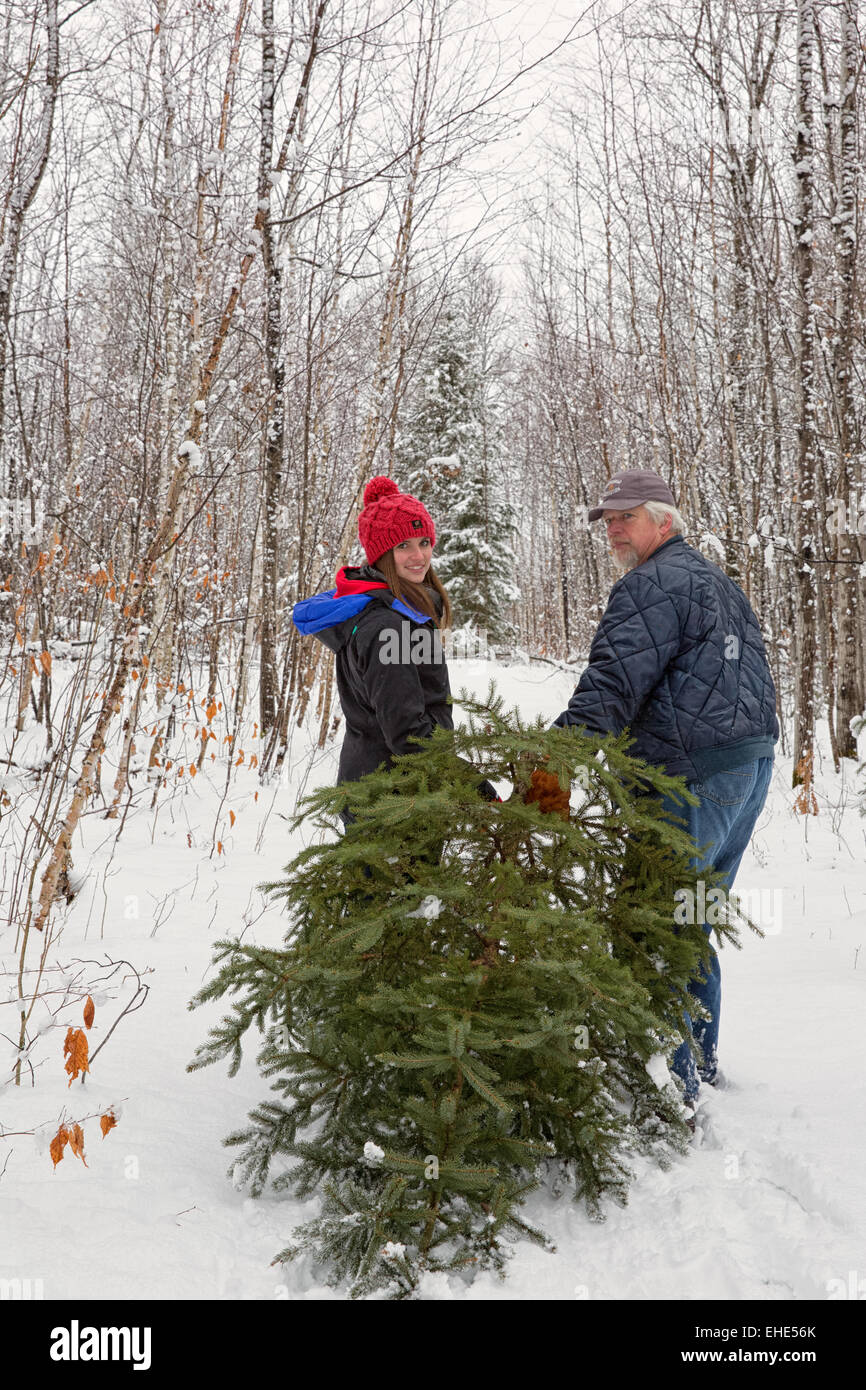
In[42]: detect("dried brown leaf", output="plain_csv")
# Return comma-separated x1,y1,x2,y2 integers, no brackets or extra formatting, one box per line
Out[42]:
100,1111,117,1138
83,995,95,1029
68,1122,88,1167
50,1125,69,1169
64,1028,90,1086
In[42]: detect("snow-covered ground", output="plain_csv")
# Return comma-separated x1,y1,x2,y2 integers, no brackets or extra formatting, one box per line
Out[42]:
2,657,864,1301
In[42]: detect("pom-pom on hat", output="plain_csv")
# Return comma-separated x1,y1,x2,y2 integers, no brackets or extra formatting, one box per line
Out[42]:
358,476,436,565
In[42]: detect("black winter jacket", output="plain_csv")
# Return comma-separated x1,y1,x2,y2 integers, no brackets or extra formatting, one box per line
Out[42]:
293,565,452,784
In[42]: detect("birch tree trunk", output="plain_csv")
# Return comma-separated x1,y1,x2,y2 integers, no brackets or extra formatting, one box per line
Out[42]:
830,0,863,762
792,0,819,801
259,0,283,739
0,0,59,542
149,0,182,700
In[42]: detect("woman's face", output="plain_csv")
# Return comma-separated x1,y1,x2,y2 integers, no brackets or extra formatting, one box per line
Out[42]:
391,535,433,583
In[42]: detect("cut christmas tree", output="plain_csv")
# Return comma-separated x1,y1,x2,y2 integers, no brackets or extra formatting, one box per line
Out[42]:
188,691,744,1298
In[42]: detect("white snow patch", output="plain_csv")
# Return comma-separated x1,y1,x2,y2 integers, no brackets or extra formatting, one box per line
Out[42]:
645,1052,672,1091
178,439,201,469
407,895,442,921
380,1241,405,1261
699,531,726,560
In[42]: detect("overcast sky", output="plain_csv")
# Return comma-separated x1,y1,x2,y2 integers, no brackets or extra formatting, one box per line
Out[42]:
446,0,643,287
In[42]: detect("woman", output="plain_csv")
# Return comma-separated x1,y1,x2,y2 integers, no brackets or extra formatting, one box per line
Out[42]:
294,476,494,803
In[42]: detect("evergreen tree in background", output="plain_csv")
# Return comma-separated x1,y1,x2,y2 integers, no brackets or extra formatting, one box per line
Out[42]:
396,300,518,643
189,692,740,1299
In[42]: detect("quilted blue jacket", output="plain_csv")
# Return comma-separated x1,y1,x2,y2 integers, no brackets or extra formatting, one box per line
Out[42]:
553,534,779,781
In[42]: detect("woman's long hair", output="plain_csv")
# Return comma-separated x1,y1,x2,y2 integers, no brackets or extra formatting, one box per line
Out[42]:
376,549,452,630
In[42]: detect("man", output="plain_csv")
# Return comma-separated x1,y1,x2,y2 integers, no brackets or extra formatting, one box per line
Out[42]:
553,470,779,1108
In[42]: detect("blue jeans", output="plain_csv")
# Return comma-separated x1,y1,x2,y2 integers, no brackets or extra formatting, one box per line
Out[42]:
656,757,773,1100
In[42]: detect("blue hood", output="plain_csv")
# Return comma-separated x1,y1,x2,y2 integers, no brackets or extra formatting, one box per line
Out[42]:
293,567,434,653
293,589,375,635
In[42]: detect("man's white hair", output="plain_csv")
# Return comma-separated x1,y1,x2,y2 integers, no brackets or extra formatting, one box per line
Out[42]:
642,499,686,535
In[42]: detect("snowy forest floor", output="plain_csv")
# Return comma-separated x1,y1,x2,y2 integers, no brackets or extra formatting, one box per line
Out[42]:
2,657,865,1302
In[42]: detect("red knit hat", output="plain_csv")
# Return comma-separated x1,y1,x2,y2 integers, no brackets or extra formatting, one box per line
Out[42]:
358,476,436,565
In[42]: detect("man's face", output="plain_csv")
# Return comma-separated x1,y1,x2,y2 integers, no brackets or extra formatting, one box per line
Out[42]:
602,505,671,570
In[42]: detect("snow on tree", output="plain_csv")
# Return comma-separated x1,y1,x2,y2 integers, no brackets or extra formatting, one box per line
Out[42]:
395,295,518,643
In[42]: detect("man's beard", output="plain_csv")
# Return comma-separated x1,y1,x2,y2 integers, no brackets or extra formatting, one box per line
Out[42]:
611,543,639,571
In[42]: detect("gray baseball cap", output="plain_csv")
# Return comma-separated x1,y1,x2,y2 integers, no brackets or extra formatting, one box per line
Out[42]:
588,469,677,522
